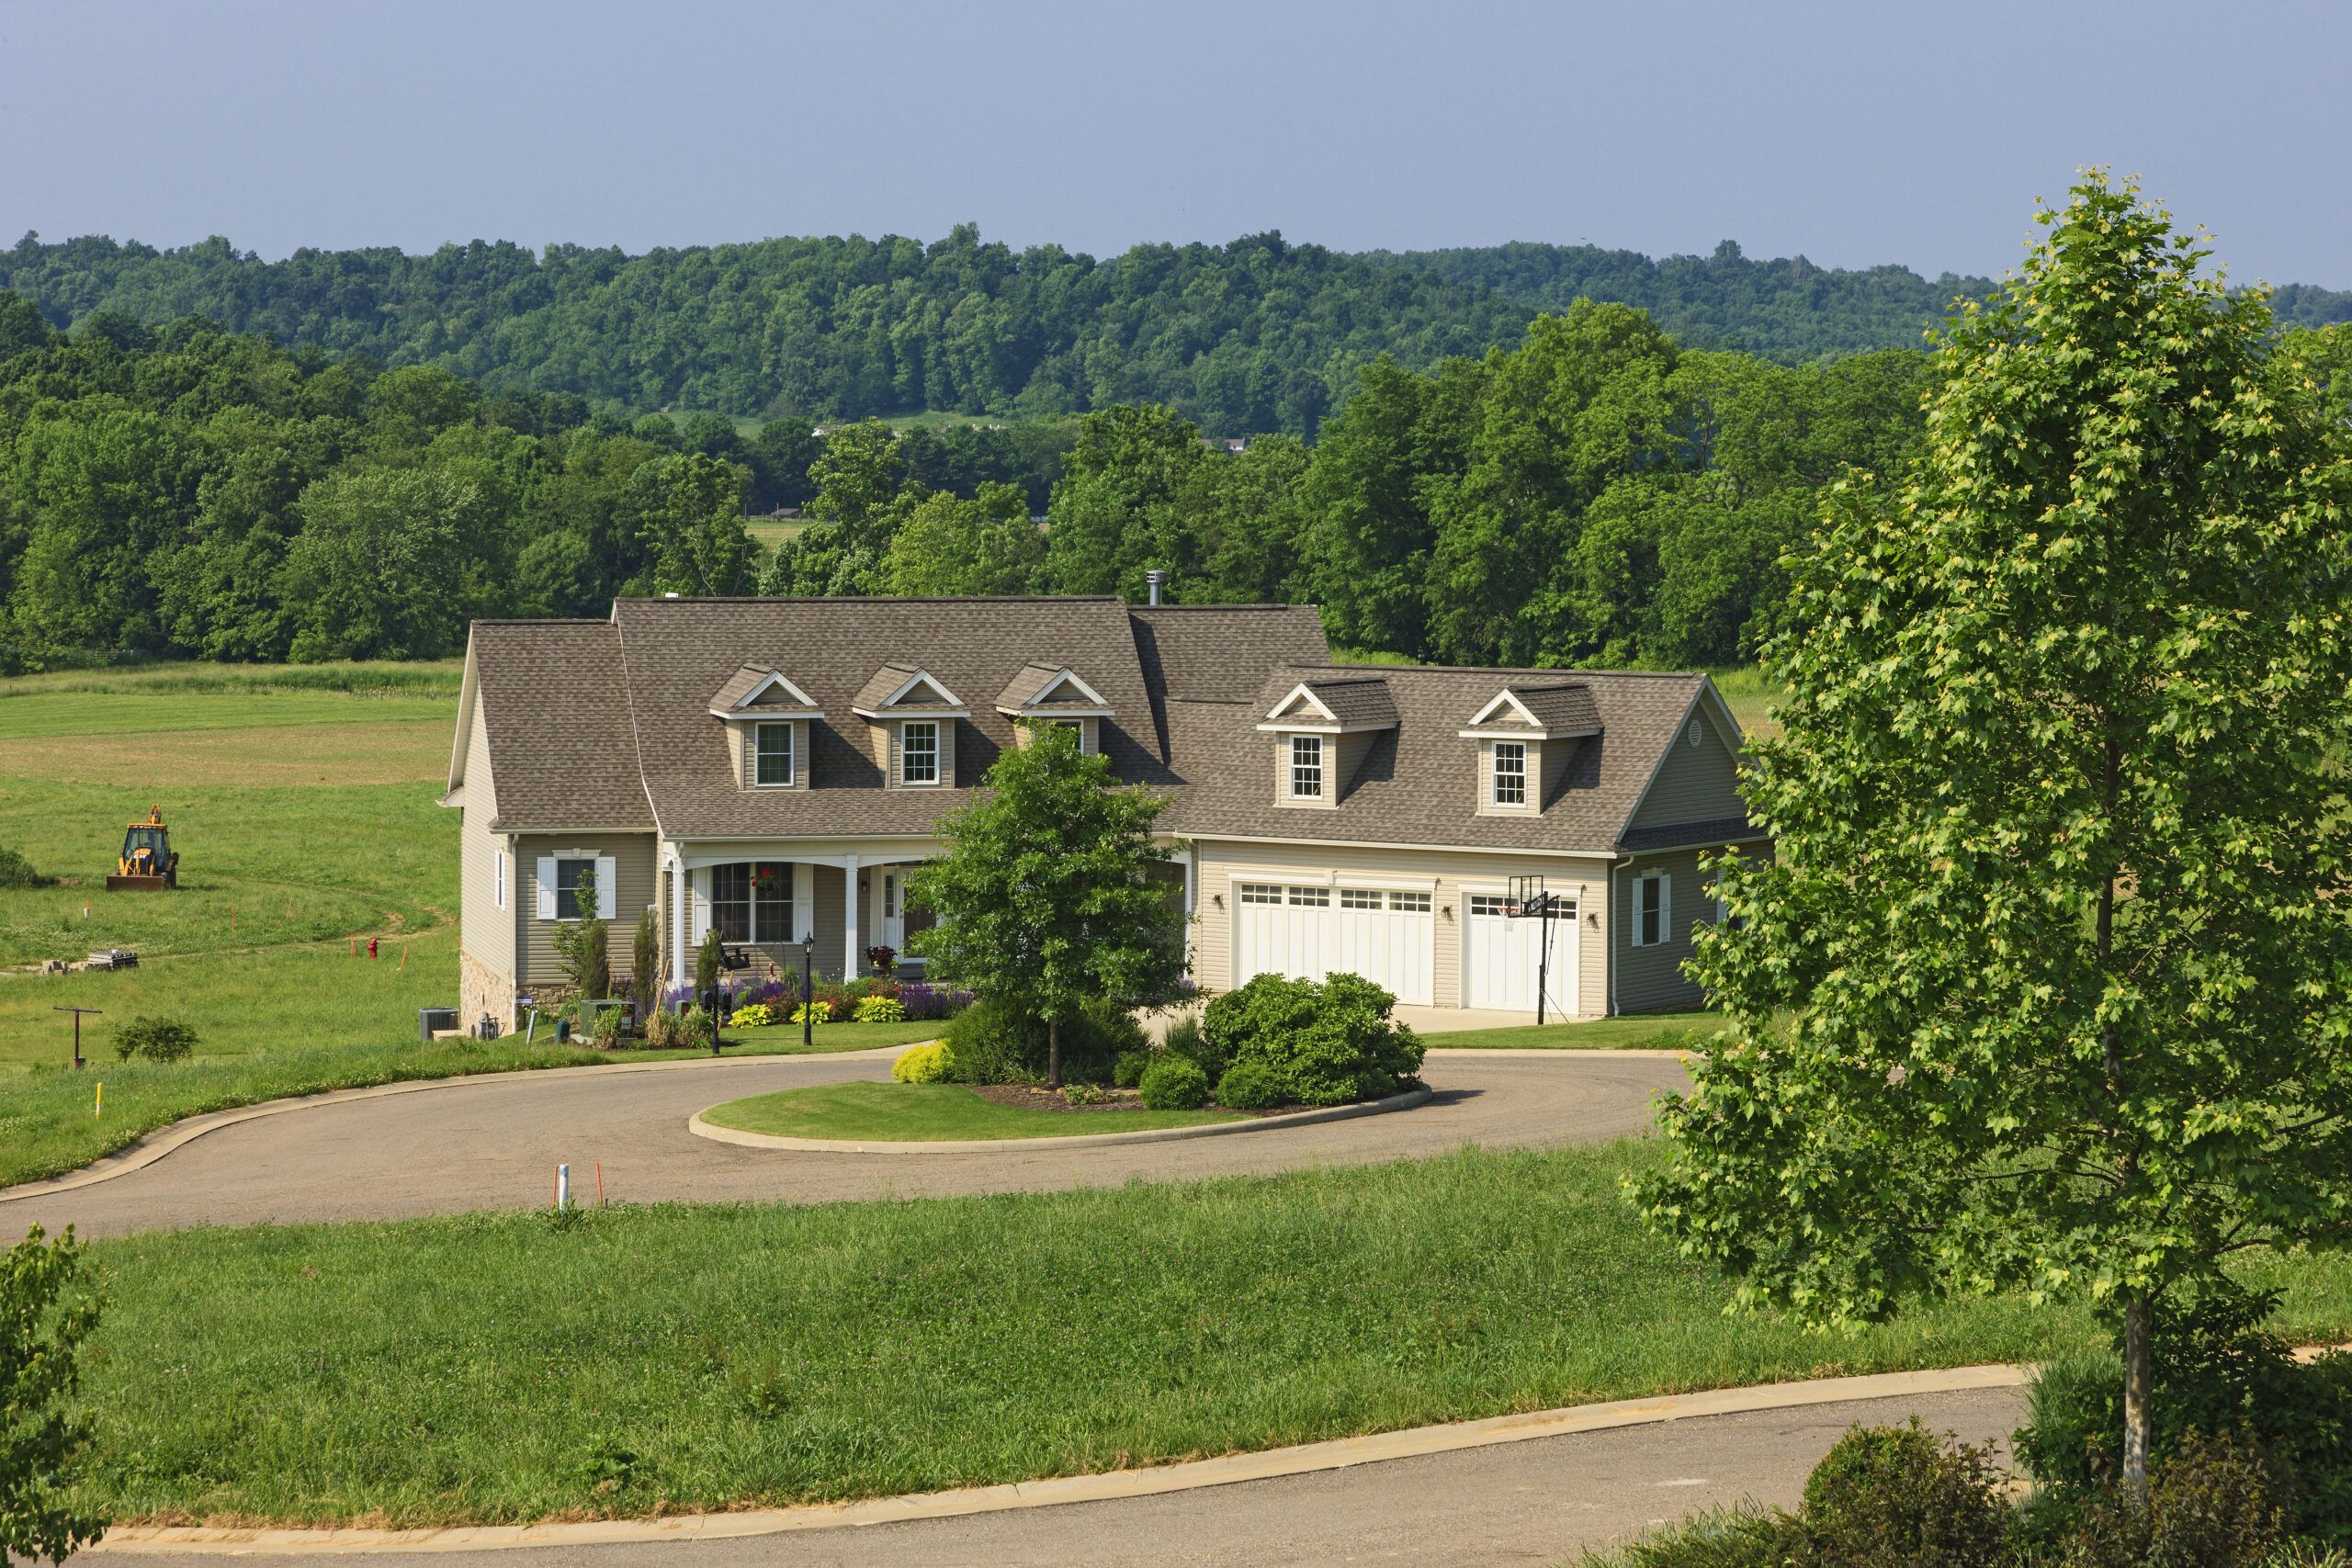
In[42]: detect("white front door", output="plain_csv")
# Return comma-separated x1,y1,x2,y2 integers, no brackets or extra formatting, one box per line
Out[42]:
1464,892,1577,1015
1232,881,1433,1007
875,868,906,953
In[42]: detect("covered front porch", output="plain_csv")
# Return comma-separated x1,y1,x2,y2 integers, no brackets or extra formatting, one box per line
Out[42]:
659,839,943,989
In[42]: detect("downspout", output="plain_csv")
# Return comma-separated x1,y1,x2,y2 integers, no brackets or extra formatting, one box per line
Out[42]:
1607,852,1635,1017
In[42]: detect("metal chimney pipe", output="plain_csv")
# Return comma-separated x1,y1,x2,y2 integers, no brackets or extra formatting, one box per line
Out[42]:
1144,569,1168,606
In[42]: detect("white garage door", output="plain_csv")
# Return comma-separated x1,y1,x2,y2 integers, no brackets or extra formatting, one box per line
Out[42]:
1464,892,1578,1015
1234,882,1433,1007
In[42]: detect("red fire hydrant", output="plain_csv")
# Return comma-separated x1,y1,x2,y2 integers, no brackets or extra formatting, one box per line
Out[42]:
368,936,379,960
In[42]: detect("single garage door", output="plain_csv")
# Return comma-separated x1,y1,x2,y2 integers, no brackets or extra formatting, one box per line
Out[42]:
1234,882,1434,1006
1464,891,1577,1015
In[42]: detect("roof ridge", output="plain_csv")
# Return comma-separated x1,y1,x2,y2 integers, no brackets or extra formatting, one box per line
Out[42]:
615,594,1131,605
1287,661,1704,680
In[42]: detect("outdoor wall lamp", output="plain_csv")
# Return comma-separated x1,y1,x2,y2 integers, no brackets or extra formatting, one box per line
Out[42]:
1211,892,1223,908
1441,904,1453,919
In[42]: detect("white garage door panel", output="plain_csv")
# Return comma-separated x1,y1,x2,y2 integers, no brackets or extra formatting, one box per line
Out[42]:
1234,883,1432,1007
1464,898,1577,1015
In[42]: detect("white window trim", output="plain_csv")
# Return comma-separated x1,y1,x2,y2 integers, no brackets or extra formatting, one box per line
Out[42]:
1288,734,1324,799
1633,871,1671,948
752,721,795,787
900,719,942,787
544,853,616,924
1491,740,1528,807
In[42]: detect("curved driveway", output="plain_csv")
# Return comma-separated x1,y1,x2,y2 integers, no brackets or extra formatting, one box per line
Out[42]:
1,1051,1686,1240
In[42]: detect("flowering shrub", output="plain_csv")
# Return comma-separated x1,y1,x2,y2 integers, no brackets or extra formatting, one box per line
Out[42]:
729,977,798,1012
866,944,897,976
892,1042,953,1083
792,1000,832,1026
731,1002,778,1028
854,994,907,1023
661,983,695,1008
899,982,975,1021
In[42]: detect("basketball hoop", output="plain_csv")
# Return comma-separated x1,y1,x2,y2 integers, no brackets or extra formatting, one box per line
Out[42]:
1507,874,1558,1024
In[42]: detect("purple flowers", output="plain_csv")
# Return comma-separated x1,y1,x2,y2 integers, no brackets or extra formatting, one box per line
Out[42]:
898,981,973,1021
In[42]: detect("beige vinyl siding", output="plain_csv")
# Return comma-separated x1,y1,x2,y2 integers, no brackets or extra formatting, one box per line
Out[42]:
458,694,514,980
1541,735,1581,808
515,831,660,987
1190,838,1610,1017
1627,708,1746,830
1614,846,1721,1012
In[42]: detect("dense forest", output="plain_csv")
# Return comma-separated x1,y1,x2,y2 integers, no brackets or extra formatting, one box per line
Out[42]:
13,226,2346,437
6,283,2343,678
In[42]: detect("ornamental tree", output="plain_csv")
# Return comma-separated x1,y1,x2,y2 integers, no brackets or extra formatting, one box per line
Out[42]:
2,1224,103,1565
1637,174,2352,1504
907,722,1184,1087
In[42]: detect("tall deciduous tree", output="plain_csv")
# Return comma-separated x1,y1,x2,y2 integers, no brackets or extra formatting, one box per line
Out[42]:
636,452,752,596
1636,175,2352,1504
908,724,1183,1087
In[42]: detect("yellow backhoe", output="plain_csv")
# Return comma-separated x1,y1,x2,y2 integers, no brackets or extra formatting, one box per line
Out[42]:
107,807,179,891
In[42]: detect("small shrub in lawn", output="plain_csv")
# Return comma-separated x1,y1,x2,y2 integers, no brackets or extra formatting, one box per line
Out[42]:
589,1006,621,1050
853,995,906,1023
1215,1060,1286,1111
1567,1506,1803,1567
892,1043,952,1084
731,1002,777,1029
1204,971,1424,1106
0,846,51,888
941,998,1141,1085
1113,1048,1153,1089
1062,1082,1109,1107
1138,1055,1208,1110
1160,1013,1221,1078
793,1000,832,1027
1800,1419,2009,1567
113,1016,197,1064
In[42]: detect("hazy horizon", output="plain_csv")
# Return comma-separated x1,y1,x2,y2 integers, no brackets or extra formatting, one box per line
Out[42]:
6,0,2350,289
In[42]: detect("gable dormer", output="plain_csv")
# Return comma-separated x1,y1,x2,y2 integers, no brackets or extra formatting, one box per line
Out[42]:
996,664,1114,756
708,665,823,790
852,666,970,788
1458,683,1600,816
1255,676,1397,809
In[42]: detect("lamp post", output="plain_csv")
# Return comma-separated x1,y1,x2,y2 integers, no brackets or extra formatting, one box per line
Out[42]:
801,931,816,1050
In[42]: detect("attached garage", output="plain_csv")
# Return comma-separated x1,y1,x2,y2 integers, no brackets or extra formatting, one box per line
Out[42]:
1463,890,1577,1015
1233,879,1434,1006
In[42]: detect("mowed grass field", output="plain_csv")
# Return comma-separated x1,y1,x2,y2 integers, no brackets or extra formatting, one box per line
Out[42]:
70,1138,2352,1529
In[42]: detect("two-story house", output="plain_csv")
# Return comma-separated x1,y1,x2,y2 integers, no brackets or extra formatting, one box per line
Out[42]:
442,595,1760,1032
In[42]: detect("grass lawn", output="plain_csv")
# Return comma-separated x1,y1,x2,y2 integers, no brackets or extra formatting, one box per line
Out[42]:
67,1137,2352,1529
702,1079,1242,1141
1431,1011,1717,1051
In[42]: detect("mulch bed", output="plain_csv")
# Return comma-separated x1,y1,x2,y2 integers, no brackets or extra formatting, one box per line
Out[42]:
968,1084,1298,1118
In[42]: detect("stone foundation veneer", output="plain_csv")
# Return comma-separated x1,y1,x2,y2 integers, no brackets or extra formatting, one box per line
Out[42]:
459,951,518,1037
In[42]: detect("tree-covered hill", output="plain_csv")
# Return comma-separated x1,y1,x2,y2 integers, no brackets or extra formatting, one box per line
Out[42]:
0,229,1527,439
11,228,2345,437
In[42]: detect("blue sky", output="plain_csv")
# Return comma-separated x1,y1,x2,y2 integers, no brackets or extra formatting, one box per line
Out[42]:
5,0,2346,286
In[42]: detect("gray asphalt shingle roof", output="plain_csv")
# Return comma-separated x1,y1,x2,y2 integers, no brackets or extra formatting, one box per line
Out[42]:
472,620,655,832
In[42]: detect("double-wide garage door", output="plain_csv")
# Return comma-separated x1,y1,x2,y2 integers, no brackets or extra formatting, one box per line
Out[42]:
1233,882,1433,1006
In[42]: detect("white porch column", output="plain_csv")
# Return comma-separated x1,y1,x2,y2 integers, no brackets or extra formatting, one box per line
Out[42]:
669,856,686,989
842,853,861,977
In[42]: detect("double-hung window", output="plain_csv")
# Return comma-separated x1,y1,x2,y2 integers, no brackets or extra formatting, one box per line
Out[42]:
711,862,794,943
754,722,793,786
1633,872,1670,948
710,863,752,942
901,721,940,785
1492,741,1527,807
1288,734,1323,799
553,857,595,921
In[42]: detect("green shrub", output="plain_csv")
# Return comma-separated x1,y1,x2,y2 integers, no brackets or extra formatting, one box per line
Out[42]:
2052,1429,2285,1568
1161,1012,1223,1078
1215,1060,1286,1110
892,1043,952,1084
853,995,907,1023
793,1001,832,1026
1062,1083,1109,1107
1113,1049,1153,1089
589,1006,621,1050
732,1002,777,1029
2018,1289,2352,1545
1204,971,1425,1107
1138,1055,1208,1110
941,998,1142,1086
0,846,51,888
1800,1420,2008,1567
1567,1506,1804,1567
113,1016,197,1064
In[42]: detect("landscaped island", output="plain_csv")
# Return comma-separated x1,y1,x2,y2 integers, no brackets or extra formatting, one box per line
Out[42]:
700,1081,1248,1142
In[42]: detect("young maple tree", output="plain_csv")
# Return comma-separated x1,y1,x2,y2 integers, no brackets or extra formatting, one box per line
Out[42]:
906,722,1183,1087
1637,173,2352,1502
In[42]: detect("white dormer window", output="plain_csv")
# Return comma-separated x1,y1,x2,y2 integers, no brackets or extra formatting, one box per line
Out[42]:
901,721,940,785
1492,741,1527,807
1289,734,1324,799
754,722,794,786
1052,719,1093,754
